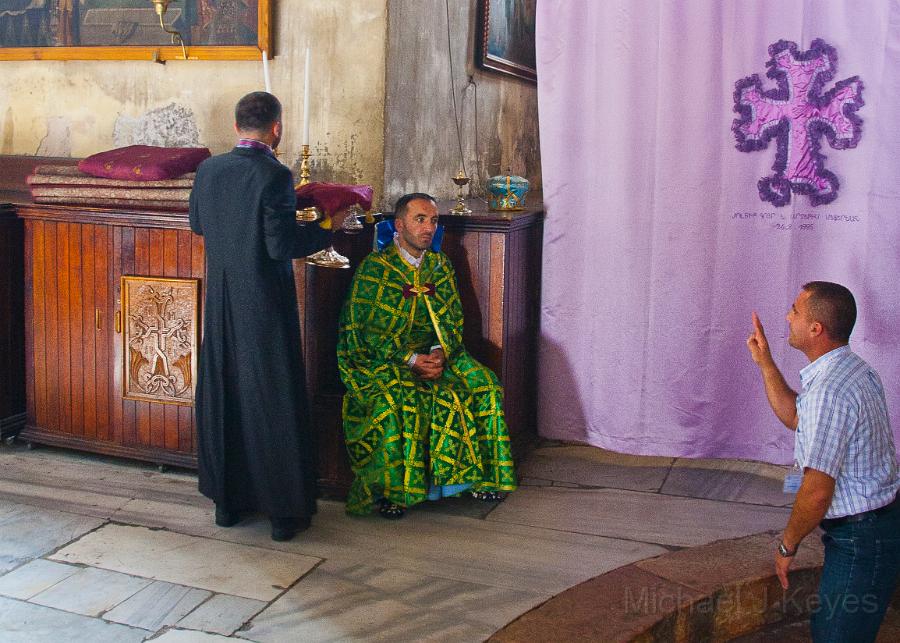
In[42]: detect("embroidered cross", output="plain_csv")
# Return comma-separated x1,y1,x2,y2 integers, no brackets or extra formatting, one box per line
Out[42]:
402,283,436,299
733,38,864,207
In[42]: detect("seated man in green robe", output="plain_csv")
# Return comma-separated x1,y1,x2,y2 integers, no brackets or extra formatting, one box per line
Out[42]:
337,193,517,518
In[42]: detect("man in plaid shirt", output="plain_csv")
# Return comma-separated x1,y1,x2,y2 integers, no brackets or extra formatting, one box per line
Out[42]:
747,281,900,642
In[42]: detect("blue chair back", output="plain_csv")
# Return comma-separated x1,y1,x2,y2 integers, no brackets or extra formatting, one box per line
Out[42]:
374,218,444,252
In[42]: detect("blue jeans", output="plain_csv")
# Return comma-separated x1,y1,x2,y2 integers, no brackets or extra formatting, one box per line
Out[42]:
811,505,900,642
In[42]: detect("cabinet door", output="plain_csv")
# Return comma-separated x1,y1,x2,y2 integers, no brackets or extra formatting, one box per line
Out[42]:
25,220,107,442
79,223,114,445
1,210,25,436
116,226,203,459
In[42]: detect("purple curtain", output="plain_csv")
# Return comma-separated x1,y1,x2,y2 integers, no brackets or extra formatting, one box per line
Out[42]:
536,0,900,462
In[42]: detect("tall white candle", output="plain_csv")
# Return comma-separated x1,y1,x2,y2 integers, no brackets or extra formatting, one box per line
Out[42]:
303,46,311,146
262,50,271,94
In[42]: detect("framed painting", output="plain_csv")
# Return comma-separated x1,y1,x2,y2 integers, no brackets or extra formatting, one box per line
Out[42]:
0,0,271,61
122,275,199,406
476,0,536,83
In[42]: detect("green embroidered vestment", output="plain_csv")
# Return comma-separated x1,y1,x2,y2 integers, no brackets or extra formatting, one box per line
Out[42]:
337,244,517,515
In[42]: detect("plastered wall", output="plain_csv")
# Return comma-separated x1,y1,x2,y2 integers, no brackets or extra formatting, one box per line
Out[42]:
0,0,541,204
0,0,387,191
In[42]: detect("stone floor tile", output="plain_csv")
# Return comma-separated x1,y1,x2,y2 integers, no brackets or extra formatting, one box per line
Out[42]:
729,619,810,643
153,629,242,642
730,606,900,642
29,566,152,617
489,564,706,643
0,443,833,642
240,571,495,643
49,524,320,601
0,447,206,521
517,445,674,491
409,620,499,643
663,458,793,506
0,500,104,573
0,559,79,599
0,479,130,519
313,559,546,628
177,593,267,636
0,596,149,642
634,531,824,594
213,501,667,595
486,487,792,547
0,446,200,503
518,476,553,487
413,493,500,519
112,498,221,538
634,532,825,640
103,580,211,631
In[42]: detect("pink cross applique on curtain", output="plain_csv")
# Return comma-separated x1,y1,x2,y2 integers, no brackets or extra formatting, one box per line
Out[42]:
733,39,864,207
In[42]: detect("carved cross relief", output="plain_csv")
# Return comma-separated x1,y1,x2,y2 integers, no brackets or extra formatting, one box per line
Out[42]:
122,276,199,405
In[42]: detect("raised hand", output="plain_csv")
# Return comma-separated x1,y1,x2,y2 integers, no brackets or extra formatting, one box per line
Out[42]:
746,311,772,365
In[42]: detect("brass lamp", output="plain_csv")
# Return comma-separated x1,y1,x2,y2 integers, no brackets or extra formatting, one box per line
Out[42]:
150,0,187,59
449,169,472,215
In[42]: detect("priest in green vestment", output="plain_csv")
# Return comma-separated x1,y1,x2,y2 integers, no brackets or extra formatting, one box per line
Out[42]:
337,193,517,518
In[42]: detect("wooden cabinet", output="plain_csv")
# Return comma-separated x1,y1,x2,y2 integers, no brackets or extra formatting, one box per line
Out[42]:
14,201,544,496
17,205,203,467
440,208,544,461
297,205,544,497
0,205,25,440
1,156,79,441
295,229,373,496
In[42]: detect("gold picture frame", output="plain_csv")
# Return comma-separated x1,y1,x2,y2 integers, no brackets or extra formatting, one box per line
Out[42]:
122,275,199,405
0,0,271,62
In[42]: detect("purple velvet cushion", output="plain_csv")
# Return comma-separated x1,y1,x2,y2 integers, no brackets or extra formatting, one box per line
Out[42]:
78,145,211,181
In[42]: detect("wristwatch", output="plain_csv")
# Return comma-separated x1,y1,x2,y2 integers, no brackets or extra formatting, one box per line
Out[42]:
777,540,798,557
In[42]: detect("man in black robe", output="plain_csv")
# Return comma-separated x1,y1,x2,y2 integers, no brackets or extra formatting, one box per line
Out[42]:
189,92,348,541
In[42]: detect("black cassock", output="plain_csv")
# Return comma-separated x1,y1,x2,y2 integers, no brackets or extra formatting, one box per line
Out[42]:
189,146,330,518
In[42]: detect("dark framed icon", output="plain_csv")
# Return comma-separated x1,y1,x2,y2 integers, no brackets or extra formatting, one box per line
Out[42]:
476,0,536,83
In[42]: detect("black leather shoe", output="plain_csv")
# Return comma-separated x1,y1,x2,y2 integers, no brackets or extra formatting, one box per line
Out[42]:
270,516,311,541
215,506,239,528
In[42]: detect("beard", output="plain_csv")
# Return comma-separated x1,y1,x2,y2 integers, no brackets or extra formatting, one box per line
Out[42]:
401,230,431,253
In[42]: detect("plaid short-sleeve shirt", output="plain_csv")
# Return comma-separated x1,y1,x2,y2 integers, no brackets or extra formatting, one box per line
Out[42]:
795,346,899,519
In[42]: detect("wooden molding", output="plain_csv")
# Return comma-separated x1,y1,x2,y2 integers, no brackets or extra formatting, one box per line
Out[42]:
18,425,198,468
0,0,273,62
16,204,191,230
0,45,266,62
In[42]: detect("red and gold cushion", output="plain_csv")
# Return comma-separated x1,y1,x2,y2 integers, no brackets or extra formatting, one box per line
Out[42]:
295,182,374,216
78,145,211,182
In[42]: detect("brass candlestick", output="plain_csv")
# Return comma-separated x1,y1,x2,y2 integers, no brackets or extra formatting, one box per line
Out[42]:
450,169,472,215
296,144,351,269
295,144,320,222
